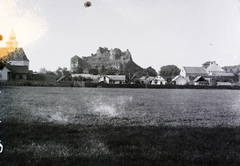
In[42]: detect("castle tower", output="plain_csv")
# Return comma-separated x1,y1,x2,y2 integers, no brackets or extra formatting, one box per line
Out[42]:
6,29,18,49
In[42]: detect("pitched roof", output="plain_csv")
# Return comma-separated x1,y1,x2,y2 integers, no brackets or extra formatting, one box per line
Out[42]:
139,76,155,81
206,64,225,72
5,64,28,73
153,76,165,81
106,75,126,81
71,73,93,79
183,67,208,76
71,55,81,59
7,48,29,61
172,75,184,81
56,75,71,82
202,61,211,68
193,76,207,82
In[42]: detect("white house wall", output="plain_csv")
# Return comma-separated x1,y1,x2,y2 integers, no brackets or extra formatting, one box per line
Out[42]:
9,61,29,67
1,67,10,81
175,77,188,85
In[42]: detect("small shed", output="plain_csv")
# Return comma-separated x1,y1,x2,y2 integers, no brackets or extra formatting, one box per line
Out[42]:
193,76,208,85
217,82,232,86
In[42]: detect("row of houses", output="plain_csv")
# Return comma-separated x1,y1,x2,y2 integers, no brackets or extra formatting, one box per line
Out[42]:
63,61,240,86
180,61,240,86
140,61,240,86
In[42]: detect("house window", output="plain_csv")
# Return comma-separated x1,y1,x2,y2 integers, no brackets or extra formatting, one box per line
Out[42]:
19,74,23,79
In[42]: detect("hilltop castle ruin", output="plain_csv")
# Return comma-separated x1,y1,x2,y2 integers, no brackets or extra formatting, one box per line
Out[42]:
70,47,140,74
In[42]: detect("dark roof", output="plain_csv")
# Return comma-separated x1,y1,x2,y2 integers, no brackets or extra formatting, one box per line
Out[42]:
172,75,185,81
56,75,71,82
7,48,29,61
193,76,207,82
183,67,208,76
71,55,81,59
202,61,211,68
6,64,29,73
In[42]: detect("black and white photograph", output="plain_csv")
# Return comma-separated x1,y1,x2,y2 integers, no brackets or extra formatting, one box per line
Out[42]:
0,0,240,165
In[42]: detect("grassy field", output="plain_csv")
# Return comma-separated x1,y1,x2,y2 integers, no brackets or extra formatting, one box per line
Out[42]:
0,87,240,165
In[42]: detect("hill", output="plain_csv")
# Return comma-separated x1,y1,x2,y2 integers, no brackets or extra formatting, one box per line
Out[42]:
70,47,144,76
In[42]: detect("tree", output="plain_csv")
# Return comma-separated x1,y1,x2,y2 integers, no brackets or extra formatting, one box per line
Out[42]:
75,67,83,74
105,67,119,75
146,66,157,77
71,57,78,72
0,47,14,70
89,68,98,75
236,68,240,74
0,62,4,70
159,65,180,78
39,68,56,75
100,65,106,74
55,67,71,79
39,68,47,74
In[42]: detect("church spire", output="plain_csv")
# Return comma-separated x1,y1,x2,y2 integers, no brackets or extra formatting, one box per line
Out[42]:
6,29,18,49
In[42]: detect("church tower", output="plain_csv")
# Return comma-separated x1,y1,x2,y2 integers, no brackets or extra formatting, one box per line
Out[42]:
5,29,29,68
6,29,18,49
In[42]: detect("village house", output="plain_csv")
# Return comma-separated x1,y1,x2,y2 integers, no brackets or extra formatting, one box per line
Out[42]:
202,61,226,75
151,75,166,85
180,67,208,78
98,75,126,84
0,29,30,82
139,76,155,84
192,76,208,85
171,75,188,85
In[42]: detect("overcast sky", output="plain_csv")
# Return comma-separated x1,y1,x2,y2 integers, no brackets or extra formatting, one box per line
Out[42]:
1,0,240,72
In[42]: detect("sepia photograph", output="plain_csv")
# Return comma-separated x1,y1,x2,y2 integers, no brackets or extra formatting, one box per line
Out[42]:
0,0,240,165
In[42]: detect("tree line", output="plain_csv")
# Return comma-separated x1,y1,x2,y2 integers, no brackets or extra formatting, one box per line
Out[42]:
38,64,181,81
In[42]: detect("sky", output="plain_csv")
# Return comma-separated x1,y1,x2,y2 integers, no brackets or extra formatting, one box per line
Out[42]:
0,0,240,72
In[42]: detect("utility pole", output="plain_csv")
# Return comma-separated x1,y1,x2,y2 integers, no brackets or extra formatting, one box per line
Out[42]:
145,70,148,89
129,72,130,83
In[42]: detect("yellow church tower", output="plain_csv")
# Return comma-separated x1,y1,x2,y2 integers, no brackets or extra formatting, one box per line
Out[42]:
6,29,18,49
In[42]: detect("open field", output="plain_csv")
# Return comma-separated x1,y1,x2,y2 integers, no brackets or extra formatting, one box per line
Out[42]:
0,87,240,165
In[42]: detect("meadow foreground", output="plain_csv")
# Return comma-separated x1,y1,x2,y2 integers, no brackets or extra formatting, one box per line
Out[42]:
0,87,240,165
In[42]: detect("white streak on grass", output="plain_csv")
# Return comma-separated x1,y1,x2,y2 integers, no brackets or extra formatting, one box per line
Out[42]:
49,112,68,124
90,95,133,117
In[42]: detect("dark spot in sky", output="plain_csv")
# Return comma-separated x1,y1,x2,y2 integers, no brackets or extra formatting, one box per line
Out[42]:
0,34,3,41
84,1,92,8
